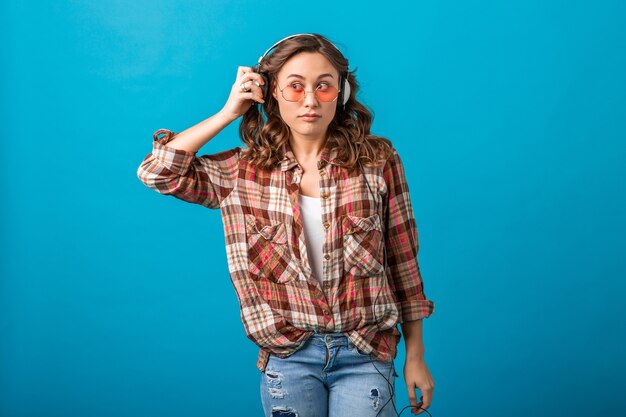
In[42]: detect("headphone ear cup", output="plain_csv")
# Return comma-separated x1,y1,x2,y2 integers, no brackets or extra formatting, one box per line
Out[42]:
342,75,351,106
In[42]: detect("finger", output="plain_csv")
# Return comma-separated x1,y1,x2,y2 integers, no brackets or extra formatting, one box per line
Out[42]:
412,394,425,415
407,389,417,406
416,385,434,415
238,72,266,86
240,90,264,104
237,66,252,76
238,80,250,91
421,389,433,411
407,387,419,414
247,81,264,97
239,81,264,100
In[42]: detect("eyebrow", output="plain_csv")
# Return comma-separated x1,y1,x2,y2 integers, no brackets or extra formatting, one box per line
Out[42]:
286,73,335,80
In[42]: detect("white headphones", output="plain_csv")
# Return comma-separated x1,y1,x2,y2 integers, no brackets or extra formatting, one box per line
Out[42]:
254,33,351,107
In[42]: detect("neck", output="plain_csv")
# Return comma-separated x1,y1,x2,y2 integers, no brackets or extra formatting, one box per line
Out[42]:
289,133,327,164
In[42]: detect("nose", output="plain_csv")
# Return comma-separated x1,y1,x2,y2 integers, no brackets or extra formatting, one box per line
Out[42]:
303,90,319,107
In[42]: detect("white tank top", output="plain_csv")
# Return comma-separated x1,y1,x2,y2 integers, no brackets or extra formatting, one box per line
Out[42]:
298,194,324,284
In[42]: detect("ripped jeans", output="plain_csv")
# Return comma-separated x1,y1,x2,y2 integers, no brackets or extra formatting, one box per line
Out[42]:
260,333,398,417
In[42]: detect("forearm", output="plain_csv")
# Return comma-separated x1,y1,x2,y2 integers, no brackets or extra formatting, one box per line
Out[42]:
401,319,425,360
164,110,237,153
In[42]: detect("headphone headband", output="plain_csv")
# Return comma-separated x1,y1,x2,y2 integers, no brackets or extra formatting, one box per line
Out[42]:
257,33,345,65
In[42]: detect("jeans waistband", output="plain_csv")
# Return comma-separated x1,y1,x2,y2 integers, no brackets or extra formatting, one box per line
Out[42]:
309,332,355,349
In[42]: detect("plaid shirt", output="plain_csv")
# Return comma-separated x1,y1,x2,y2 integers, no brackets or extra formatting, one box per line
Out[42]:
137,129,434,371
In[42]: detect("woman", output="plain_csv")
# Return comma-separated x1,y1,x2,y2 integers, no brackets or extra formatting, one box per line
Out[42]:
137,33,435,417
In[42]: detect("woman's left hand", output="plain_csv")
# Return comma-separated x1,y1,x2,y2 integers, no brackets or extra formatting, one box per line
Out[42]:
404,356,434,415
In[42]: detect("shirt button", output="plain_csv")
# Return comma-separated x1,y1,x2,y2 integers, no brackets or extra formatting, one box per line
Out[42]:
320,193,329,199
323,223,330,230
320,171,326,176
324,254,330,260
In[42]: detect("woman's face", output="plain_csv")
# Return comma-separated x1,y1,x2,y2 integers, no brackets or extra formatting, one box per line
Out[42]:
272,52,340,142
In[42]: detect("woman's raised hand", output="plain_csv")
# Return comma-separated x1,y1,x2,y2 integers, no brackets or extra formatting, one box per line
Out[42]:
221,66,266,121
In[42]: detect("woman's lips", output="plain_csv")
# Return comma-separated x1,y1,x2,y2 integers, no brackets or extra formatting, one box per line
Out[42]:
299,114,321,122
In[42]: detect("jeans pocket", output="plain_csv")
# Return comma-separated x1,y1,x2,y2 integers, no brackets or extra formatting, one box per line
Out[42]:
348,341,373,358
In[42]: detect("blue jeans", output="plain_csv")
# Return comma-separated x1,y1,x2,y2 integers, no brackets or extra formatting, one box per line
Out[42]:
260,333,399,417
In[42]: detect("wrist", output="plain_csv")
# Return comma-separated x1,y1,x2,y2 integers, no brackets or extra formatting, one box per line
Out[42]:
405,351,426,362
217,107,239,124
405,341,425,360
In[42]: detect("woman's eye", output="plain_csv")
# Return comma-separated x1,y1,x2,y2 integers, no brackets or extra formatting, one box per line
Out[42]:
290,83,304,91
317,82,330,90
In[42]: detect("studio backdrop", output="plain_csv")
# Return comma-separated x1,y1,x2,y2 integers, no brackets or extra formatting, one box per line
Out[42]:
1,1,625,416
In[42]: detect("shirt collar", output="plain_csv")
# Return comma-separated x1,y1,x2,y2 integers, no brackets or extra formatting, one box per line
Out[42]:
280,136,339,172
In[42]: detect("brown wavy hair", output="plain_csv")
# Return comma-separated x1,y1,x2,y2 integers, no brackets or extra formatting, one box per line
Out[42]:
239,34,393,170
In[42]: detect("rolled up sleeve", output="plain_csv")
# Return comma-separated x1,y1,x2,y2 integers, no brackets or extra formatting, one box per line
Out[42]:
383,150,435,322
136,129,239,209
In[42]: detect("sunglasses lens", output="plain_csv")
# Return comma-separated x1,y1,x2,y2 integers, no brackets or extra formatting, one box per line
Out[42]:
282,86,303,101
316,86,339,102
282,85,339,102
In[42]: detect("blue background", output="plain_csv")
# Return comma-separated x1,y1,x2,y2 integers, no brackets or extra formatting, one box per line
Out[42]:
2,1,625,416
